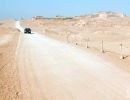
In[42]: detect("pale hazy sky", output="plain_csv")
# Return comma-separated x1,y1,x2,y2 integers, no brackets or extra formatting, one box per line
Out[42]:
0,0,130,19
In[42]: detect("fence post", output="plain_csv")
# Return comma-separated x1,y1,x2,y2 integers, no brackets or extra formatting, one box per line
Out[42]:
86,38,89,48
66,32,70,43
101,40,104,53
120,43,124,59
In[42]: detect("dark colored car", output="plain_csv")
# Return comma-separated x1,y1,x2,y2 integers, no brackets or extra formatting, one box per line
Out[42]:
24,28,31,33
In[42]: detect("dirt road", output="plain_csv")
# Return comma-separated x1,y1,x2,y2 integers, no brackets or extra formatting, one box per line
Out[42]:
16,22,130,100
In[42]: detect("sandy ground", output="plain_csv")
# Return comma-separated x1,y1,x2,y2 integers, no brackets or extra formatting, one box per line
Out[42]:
0,20,20,100
15,21,130,100
1,13,130,100
21,16,130,72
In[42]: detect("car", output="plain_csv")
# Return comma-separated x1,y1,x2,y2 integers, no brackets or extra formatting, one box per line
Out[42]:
24,28,31,34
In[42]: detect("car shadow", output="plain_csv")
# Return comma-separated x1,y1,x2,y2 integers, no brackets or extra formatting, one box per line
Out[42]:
24,32,35,34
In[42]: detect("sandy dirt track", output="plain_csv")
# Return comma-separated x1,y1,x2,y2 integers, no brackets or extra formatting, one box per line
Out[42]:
15,22,130,100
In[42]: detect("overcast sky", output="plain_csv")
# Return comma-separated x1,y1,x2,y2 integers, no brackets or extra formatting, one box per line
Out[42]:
0,0,130,19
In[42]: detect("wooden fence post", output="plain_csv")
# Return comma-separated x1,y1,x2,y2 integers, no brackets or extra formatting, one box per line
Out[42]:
120,43,124,59
101,40,104,53
86,38,89,48
66,32,70,43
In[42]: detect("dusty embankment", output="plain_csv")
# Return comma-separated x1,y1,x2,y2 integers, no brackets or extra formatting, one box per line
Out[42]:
21,13,130,72
0,20,20,100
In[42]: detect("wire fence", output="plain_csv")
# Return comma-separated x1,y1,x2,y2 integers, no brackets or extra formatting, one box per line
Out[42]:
66,34,130,59
44,29,130,59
